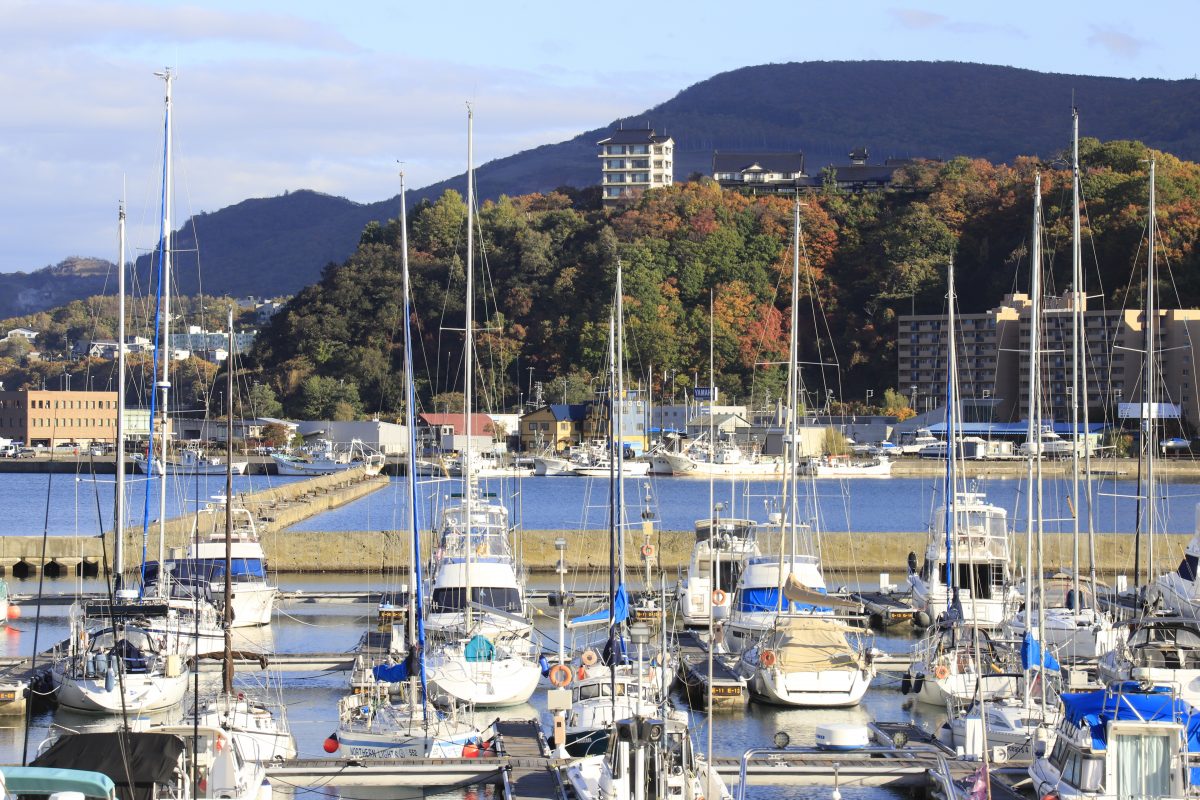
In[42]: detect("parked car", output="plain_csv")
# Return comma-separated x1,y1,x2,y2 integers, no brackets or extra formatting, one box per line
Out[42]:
16,448,35,458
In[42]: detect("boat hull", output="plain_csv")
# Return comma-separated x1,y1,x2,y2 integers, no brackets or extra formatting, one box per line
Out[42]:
51,664,189,714
747,666,873,707
426,655,540,707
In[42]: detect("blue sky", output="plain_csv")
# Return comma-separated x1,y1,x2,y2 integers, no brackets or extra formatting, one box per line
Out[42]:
0,0,1193,273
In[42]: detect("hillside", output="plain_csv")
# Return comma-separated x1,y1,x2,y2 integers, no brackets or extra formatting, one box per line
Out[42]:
5,60,1200,313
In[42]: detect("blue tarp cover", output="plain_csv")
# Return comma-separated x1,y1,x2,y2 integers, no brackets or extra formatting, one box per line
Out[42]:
372,662,411,682
1021,632,1062,672
1060,685,1200,753
464,635,495,662
737,586,829,614
570,582,629,626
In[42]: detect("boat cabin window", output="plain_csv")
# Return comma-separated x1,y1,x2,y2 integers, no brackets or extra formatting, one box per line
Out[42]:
934,563,1001,598
699,560,743,592
1051,742,1103,793
430,586,522,614
1112,731,1174,799
1129,624,1200,651
574,682,628,701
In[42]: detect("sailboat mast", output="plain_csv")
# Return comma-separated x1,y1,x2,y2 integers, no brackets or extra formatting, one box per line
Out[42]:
943,257,958,610
606,302,618,711
399,170,428,705
223,310,234,696
1032,173,1047,710
1068,110,1088,609
1023,176,1041,714
780,201,801,613
115,201,126,578
1144,160,1158,586
155,68,173,594
463,105,475,633
615,264,626,583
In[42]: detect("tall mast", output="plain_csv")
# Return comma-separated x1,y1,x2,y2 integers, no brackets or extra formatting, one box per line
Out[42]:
114,200,126,577
1023,175,1042,714
223,309,234,696
943,256,958,611
606,298,619,715
154,68,173,595
779,201,801,613
398,170,428,705
1143,160,1158,589
463,105,475,633
1032,174,1047,710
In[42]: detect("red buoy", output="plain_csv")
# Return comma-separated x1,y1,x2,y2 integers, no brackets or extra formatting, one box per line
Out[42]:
323,734,339,754
461,743,481,758
6,605,19,620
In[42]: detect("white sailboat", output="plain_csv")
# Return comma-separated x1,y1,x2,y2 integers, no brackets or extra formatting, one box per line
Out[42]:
728,204,875,708
423,109,541,708
332,169,480,759
51,105,190,714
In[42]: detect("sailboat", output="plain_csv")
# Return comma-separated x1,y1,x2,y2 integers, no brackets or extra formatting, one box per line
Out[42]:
563,266,673,756
187,312,294,763
903,257,1018,708
50,117,189,714
422,107,541,709
331,169,480,759
729,202,875,708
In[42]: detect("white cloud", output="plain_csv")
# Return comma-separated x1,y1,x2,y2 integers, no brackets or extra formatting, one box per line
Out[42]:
1086,25,1148,60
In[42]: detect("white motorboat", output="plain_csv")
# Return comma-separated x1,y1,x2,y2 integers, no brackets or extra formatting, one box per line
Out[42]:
173,499,277,627
1002,575,1122,663
800,454,894,477
563,663,666,756
1018,425,1082,458
271,438,384,475
898,427,940,454
650,435,782,477
1153,504,1200,622
675,517,759,627
907,491,1016,630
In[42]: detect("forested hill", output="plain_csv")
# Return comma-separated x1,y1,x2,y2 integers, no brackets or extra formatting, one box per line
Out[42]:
5,60,1200,315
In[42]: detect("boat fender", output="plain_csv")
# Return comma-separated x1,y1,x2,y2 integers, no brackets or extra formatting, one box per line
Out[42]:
914,611,932,629
104,666,114,693
711,589,728,606
901,674,912,695
323,733,339,754
907,551,918,574
577,666,588,682
581,648,599,666
549,664,573,688
539,655,551,677
934,664,950,680
912,674,924,694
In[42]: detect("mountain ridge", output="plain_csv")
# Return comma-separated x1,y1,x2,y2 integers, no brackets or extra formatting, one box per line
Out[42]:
3,60,1198,317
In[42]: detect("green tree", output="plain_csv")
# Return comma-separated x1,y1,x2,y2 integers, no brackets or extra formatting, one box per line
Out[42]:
298,375,361,420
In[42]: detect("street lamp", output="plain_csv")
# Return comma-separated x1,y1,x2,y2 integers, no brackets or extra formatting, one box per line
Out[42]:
865,389,874,408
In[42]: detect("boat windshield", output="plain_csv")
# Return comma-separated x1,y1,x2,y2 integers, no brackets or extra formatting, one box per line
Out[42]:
430,586,522,614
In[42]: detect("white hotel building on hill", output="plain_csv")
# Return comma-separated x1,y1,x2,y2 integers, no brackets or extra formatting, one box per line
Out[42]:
598,128,674,204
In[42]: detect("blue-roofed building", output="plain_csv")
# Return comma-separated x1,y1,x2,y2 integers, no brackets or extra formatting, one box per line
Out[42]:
519,403,588,452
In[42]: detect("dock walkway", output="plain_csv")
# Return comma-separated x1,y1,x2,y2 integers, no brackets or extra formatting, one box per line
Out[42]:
493,719,566,800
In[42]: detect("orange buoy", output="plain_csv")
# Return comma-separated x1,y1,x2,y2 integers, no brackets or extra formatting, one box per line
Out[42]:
323,734,339,754
6,604,20,620
761,650,777,668
711,589,728,606
462,742,481,759
549,664,572,688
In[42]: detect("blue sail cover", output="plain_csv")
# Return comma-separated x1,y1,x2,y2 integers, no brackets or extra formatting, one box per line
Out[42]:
1021,632,1061,672
570,582,629,626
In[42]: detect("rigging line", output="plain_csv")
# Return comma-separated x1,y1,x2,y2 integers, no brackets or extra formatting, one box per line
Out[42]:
21,419,58,766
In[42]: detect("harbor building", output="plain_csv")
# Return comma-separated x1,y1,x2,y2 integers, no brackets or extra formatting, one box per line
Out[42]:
597,128,674,205
899,291,1200,428
0,389,119,448
519,404,587,452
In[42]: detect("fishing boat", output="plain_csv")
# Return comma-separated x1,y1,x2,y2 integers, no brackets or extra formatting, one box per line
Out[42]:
271,438,384,476
132,446,249,476
799,454,893,478
331,168,481,758
649,434,781,478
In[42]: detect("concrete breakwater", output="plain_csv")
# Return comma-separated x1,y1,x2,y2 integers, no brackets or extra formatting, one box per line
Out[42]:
0,468,387,577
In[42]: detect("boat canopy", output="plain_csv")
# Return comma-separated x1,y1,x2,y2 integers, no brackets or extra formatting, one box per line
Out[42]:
1060,686,1200,754
33,732,186,800
570,582,629,627
768,618,860,671
1,767,117,800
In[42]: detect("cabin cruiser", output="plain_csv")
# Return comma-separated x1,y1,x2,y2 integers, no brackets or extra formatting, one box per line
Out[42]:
675,517,759,627
1098,616,1200,708
907,491,1017,630
725,547,831,654
649,435,781,478
1019,425,1081,458
1030,684,1200,800
271,438,384,476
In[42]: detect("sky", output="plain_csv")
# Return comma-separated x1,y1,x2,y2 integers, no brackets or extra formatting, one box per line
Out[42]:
0,0,1195,273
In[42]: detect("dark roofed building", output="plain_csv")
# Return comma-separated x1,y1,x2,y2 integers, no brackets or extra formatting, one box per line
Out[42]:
712,151,807,195
598,127,674,205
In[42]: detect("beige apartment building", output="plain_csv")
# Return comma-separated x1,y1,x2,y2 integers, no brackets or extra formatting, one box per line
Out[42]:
597,128,674,205
0,389,119,447
899,292,1200,428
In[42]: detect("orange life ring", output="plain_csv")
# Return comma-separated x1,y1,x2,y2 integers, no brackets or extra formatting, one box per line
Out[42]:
712,589,728,606
761,650,777,668
934,664,950,680
549,664,572,688
641,544,655,558
581,648,599,666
